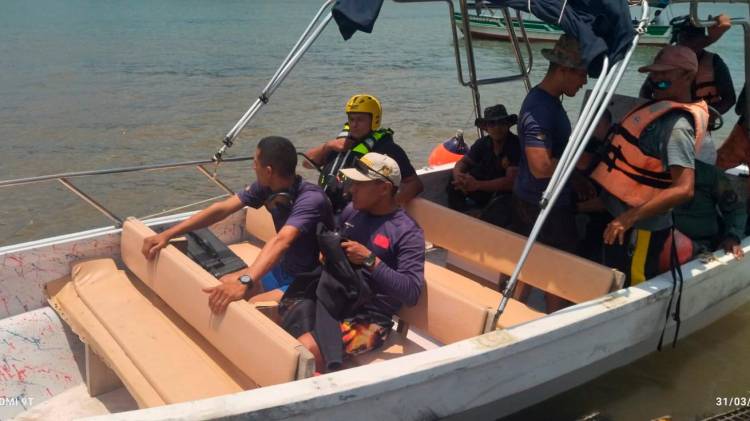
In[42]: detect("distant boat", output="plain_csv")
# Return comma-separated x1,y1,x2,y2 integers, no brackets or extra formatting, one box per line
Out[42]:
454,10,672,46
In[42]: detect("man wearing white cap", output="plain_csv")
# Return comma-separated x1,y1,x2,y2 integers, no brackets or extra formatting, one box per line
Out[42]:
295,152,425,369
590,45,709,285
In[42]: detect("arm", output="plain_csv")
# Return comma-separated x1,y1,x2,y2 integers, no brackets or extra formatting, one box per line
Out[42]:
342,230,425,307
464,166,518,193
604,166,694,244
383,143,423,204
711,56,736,115
525,146,559,179
715,173,746,258
705,14,732,47
452,156,471,178
303,138,346,168
142,195,245,259
395,175,424,205
245,225,299,281
203,225,300,314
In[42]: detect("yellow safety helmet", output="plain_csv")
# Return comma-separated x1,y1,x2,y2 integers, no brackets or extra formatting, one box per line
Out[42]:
345,94,382,131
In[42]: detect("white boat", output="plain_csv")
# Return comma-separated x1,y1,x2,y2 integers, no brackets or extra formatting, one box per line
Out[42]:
454,10,673,46
3,1,750,420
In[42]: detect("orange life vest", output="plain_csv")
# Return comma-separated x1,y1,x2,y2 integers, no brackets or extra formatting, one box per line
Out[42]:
590,100,708,208
694,51,720,105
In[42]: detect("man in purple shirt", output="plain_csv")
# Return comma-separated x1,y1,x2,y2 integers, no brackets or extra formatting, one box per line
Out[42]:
294,152,425,369
142,136,334,314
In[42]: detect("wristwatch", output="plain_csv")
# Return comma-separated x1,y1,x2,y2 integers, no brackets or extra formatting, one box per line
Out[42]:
363,253,377,269
238,274,253,288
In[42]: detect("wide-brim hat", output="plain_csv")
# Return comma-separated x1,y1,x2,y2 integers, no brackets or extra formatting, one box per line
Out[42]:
475,104,518,127
541,34,586,70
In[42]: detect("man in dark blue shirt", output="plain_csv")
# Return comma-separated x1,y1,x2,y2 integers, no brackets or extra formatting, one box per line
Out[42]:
512,34,587,251
142,136,334,314
511,34,588,311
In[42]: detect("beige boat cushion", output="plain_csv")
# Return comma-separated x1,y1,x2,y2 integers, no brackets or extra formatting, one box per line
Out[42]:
405,198,624,303
244,205,276,243
46,274,166,408
397,262,544,344
424,263,544,328
227,241,262,266
72,259,246,404
120,218,308,387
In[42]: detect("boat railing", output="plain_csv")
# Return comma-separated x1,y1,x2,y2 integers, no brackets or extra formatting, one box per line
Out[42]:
395,0,533,137
0,156,254,226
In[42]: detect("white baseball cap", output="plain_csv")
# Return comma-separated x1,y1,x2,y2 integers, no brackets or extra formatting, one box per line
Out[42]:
340,152,401,187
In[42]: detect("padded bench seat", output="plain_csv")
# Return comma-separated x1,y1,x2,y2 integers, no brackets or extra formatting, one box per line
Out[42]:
46,218,315,409
47,260,254,408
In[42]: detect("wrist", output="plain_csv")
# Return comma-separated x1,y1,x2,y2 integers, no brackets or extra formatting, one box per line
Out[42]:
363,253,378,270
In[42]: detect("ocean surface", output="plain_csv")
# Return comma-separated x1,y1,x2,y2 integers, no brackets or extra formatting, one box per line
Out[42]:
1,1,749,419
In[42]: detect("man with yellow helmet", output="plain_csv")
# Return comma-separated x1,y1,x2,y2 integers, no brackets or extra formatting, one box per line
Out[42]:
304,94,423,212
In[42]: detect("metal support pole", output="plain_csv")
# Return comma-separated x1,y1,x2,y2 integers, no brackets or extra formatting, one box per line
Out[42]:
213,0,335,162
515,9,534,80
458,0,482,136
501,7,531,92
0,156,253,189
58,178,123,226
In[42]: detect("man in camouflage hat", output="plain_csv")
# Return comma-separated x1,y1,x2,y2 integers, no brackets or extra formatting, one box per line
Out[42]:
510,34,589,312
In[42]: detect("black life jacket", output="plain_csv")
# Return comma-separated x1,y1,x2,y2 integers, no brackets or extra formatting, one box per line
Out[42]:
318,128,394,212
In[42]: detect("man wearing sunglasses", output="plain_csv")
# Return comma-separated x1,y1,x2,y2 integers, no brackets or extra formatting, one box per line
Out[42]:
294,152,425,369
590,45,709,285
640,14,734,165
142,136,335,314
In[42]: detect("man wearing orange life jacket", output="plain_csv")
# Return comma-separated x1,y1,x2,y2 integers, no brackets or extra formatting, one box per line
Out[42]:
592,45,709,286
639,14,734,165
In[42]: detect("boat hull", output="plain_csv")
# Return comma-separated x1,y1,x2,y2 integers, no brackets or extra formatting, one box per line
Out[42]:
92,238,750,421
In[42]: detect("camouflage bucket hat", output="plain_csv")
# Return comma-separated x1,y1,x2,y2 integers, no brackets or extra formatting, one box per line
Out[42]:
541,34,586,70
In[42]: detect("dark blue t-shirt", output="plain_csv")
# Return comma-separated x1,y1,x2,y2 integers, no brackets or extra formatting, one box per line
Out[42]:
237,178,334,275
339,204,425,317
513,86,574,208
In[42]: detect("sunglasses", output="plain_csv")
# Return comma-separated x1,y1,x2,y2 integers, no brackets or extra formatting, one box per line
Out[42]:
352,157,396,186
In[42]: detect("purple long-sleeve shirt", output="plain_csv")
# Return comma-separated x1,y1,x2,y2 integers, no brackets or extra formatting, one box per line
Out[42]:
340,204,425,317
